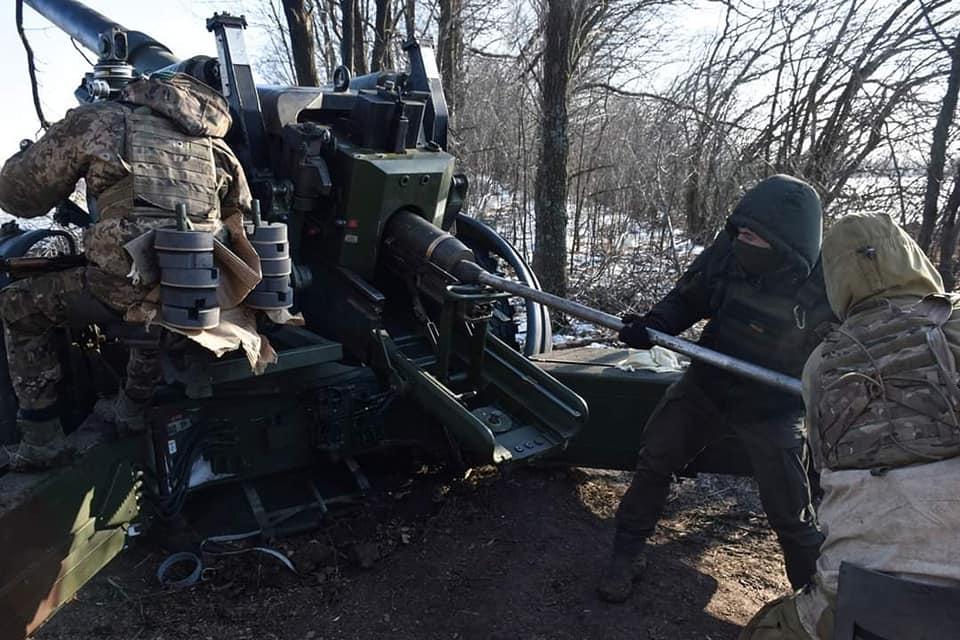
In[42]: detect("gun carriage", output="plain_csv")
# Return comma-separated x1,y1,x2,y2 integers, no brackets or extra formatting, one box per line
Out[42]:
0,2,767,636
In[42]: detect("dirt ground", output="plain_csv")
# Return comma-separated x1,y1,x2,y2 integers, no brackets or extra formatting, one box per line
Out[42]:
33,467,789,640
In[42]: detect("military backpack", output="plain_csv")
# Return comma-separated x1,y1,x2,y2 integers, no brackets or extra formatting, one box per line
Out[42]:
814,294,960,470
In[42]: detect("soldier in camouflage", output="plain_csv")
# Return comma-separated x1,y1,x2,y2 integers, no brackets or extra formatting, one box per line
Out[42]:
0,72,250,470
740,214,960,639
601,175,835,603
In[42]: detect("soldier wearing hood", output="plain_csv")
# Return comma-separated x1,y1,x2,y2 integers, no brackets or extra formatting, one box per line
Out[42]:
740,213,960,639
0,72,251,471
600,175,835,603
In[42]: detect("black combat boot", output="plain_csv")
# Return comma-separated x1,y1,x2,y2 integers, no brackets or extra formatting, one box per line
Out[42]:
781,540,822,590
597,546,649,603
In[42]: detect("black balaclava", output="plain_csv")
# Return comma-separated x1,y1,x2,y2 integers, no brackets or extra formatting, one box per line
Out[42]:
732,234,784,275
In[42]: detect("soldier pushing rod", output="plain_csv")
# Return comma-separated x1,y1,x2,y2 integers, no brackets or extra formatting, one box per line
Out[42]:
599,175,836,602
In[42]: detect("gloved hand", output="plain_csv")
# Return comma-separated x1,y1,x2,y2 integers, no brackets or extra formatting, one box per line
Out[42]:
618,313,654,349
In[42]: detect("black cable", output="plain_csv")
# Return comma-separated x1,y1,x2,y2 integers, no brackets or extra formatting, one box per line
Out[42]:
70,37,95,66
16,0,51,130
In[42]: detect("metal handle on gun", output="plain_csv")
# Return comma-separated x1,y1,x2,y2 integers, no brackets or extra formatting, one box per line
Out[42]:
472,270,803,397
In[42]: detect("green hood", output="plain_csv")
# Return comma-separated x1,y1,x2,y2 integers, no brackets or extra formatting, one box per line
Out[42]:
821,213,943,320
726,174,823,279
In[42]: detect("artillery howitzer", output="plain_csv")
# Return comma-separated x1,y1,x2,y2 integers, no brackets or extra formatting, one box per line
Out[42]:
0,1,798,637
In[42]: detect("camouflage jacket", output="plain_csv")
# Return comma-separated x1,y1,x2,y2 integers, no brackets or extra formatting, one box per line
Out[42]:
0,74,250,309
805,213,960,471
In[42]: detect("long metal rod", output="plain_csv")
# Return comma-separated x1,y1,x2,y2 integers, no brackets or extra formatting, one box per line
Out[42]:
475,271,802,396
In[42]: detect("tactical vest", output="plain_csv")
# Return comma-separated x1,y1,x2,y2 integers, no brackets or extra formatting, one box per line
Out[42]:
813,294,960,470
698,265,833,379
97,106,220,224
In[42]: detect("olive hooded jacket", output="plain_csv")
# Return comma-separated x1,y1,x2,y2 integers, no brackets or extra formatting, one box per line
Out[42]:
786,213,960,639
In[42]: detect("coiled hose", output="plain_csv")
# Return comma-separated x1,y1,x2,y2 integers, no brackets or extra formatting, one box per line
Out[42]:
454,214,551,356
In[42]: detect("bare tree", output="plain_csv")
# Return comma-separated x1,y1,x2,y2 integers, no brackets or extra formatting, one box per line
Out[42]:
533,0,575,297
282,0,321,85
919,30,960,251
438,0,464,124
403,0,416,41
937,162,960,288
371,0,395,71
340,0,356,71
314,0,341,79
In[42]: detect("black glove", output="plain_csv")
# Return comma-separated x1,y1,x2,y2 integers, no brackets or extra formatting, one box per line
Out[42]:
53,200,93,228
618,313,654,349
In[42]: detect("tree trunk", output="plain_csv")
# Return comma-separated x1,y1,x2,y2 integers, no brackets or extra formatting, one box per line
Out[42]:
533,0,573,298
683,166,702,240
937,163,960,290
403,0,415,42
353,0,368,75
340,0,355,71
371,0,392,71
438,0,463,123
315,0,339,79
918,33,960,252
282,0,320,86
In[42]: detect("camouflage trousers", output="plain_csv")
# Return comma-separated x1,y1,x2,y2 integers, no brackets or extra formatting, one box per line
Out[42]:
0,266,158,413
